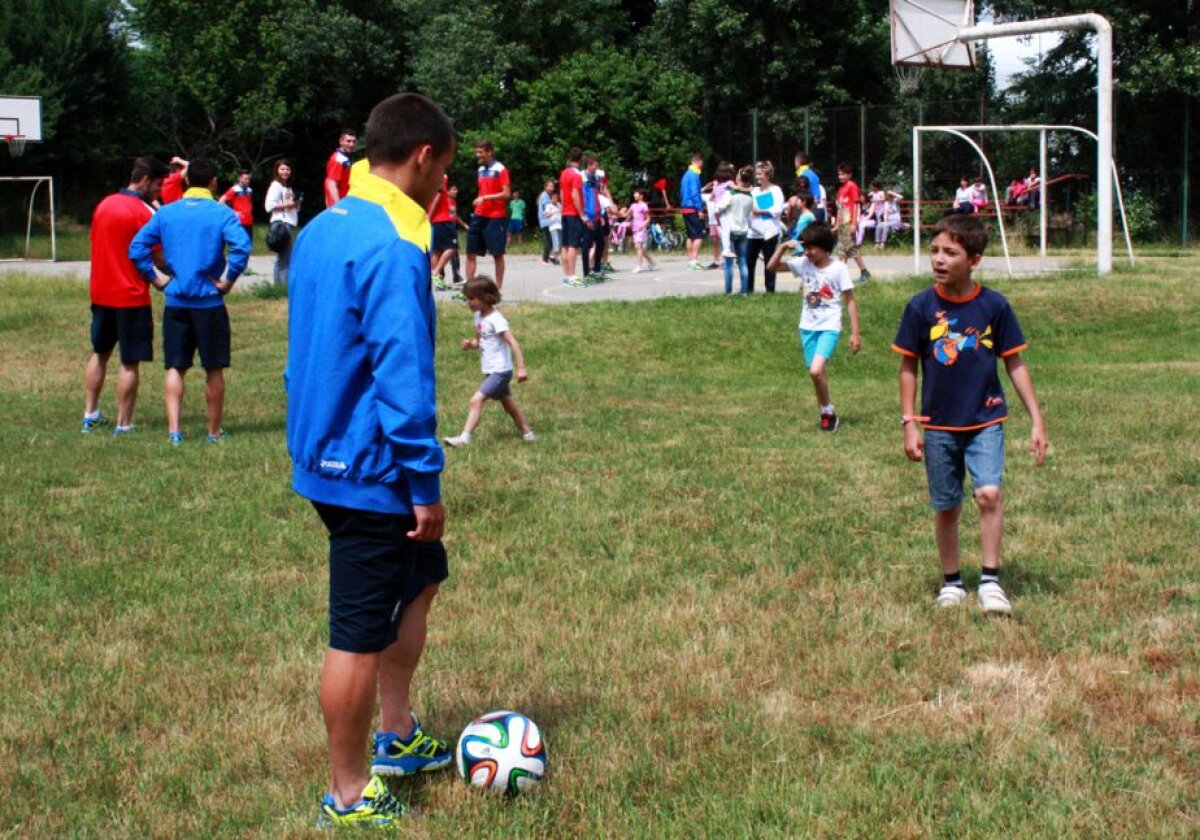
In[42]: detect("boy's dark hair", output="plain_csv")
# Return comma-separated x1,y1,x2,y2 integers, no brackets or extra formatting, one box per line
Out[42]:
931,214,989,257
366,93,456,166
582,153,597,167
567,145,582,163
799,194,814,209
475,139,494,153
463,275,501,306
837,162,853,175
339,128,356,139
795,150,811,165
238,169,250,177
715,160,735,181
186,158,217,189
791,177,811,197
799,222,836,253
690,151,703,161
131,156,170,183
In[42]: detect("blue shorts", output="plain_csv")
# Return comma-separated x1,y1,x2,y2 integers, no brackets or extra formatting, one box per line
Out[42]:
561,215,587,249
432,221,458,252
682,212,707,241
91,304,153,365
479,370,513,400
467,216,507,256
313,502,450,654
799,329,841,367
923,423,1005,511
508,219,524,235
162,305,230,370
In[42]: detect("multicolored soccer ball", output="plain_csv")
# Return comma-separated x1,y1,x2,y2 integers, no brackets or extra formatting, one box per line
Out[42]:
455,710,547,796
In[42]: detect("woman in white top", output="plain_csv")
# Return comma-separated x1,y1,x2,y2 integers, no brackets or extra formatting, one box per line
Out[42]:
264,159,300,288
714,165,755,294
747,161,785,293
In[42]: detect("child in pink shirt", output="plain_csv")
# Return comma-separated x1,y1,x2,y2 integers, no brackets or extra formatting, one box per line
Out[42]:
629,189,655,273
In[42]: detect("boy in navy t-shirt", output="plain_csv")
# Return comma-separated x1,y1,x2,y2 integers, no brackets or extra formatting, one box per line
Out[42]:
891,214,1048,615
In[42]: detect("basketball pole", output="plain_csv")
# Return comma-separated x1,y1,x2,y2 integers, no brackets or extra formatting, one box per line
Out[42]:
957,14,1113,275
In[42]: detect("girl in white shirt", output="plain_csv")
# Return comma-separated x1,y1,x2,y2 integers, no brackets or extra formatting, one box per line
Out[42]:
747,161,785,293
264,159,300,287
714,165,755,294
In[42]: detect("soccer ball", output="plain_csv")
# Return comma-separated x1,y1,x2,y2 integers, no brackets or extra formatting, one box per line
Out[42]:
455,710,547,796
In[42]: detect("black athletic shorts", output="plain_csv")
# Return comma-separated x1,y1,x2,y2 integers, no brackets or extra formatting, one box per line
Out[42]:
313,501,450,654
90,304,153,365
162,305,231,371
561,215,587,249
682,212,707,241
466,215,506,257
432,221,458,253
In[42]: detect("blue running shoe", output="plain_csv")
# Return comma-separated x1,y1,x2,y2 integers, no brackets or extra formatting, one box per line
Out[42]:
112,425,137,437
81,413,106,433
371,716,452,776
168,431,185,447
205,430,226,444
316,775,406,829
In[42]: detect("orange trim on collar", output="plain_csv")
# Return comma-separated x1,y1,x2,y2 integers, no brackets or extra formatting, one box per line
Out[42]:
933,282,982,303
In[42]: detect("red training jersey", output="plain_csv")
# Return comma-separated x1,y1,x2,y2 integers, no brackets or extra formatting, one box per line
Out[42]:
160,172,185,205
326,150,352,206
221,184,254,226
475,160,510,219
559,166,582,217
429,176,454,224
90,190,156,308
837,180,862,219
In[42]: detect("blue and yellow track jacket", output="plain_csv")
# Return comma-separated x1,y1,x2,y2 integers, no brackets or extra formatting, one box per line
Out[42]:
285,172,442,514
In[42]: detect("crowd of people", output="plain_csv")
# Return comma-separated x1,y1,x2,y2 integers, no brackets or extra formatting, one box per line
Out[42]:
79,92,1049,828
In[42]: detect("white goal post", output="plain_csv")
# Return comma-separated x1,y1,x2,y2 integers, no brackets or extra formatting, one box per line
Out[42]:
0,175,56,262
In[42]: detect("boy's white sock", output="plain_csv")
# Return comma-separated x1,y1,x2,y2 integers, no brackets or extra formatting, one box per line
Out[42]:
459,431,472,442
820,403,835,415
84,409,101,420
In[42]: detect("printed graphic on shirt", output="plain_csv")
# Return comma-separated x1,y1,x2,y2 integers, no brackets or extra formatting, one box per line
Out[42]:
930,310,994,366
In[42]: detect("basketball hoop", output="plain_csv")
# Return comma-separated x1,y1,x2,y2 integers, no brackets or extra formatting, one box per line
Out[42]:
3,135,26,157
894,64,927,94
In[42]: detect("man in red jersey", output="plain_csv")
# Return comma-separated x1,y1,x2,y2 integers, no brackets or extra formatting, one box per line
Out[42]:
160,156,188,205
325,129,357,207
557,145,585,285
219,170,255,246
465,139,512,288
82,156,171,435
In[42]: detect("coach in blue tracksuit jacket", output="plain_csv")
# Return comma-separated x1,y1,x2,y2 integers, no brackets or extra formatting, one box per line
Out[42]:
129,158,250,444
285,93,459,824
679,152,706,265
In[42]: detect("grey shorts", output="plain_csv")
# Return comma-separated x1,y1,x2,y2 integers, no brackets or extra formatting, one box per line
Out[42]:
479,371,513,400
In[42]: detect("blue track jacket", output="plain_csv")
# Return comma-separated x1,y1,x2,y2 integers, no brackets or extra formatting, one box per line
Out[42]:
129,188,250,308
680,166,703,212
285,172,442,514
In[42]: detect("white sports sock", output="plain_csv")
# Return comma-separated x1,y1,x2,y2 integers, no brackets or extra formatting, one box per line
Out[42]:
84,410,101,420
820,404,835,415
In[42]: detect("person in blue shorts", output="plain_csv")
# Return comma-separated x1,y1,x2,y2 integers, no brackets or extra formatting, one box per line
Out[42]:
287,92,457,828
892,214,1048,616
129,158,250,446
466,139,512,288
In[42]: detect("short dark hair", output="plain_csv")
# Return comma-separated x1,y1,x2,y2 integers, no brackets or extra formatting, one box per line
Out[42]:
463,275,501,306
567,145,582,163
186,158,217,189
130,156,170,183
931,214,989,257
238,169,250,177
582,154,597,167
339,128,356,139
799,223,836,253
365,93,456,167
795,150,811,165
475,139,494,153
715,160,735,181
837,162,853,175
791,177,811,197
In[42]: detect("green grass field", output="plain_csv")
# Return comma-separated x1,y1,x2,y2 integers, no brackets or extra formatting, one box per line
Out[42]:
0,257,1196,838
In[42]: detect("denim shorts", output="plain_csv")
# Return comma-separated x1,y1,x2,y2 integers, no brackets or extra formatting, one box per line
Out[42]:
799,329,841,367
923,423,1005,511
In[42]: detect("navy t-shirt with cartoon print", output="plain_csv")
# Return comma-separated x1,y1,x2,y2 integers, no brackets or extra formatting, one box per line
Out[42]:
891,284,1028,431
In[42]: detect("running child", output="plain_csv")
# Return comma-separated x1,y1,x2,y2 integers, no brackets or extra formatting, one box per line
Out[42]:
832,162,870,284
444,276,535,447
767,223,861,432
629,188,656,273
891,214,1048,615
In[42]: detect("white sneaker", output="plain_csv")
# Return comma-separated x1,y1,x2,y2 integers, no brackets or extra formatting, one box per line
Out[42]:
443,434,470,448
977,581,1012,615
936,584,967,608
522,431,537,443
632,267,643,274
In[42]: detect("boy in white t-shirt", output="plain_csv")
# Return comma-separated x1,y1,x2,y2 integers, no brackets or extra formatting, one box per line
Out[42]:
767,223,861,432
444,276,535,447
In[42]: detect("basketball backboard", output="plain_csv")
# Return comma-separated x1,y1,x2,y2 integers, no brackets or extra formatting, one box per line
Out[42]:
890,0,976,69
0,96,43,141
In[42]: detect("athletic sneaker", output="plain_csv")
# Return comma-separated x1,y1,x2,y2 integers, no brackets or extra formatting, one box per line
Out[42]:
81,413,107,433
632,267,643,274
562,276,586,287
168,431,185,447
522,431,537,443
205,431,227,444
433,275,452,291
316,775,406,829
601,262,616,272
819,413,841,433
936,584,968,608
706,261,720,269
371,718,452,776
451,292,467,302
688,261,705,271
585,273,607,284
977,581,1013,615
443,434,470,448
112,425,137,437
858,270,871,285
